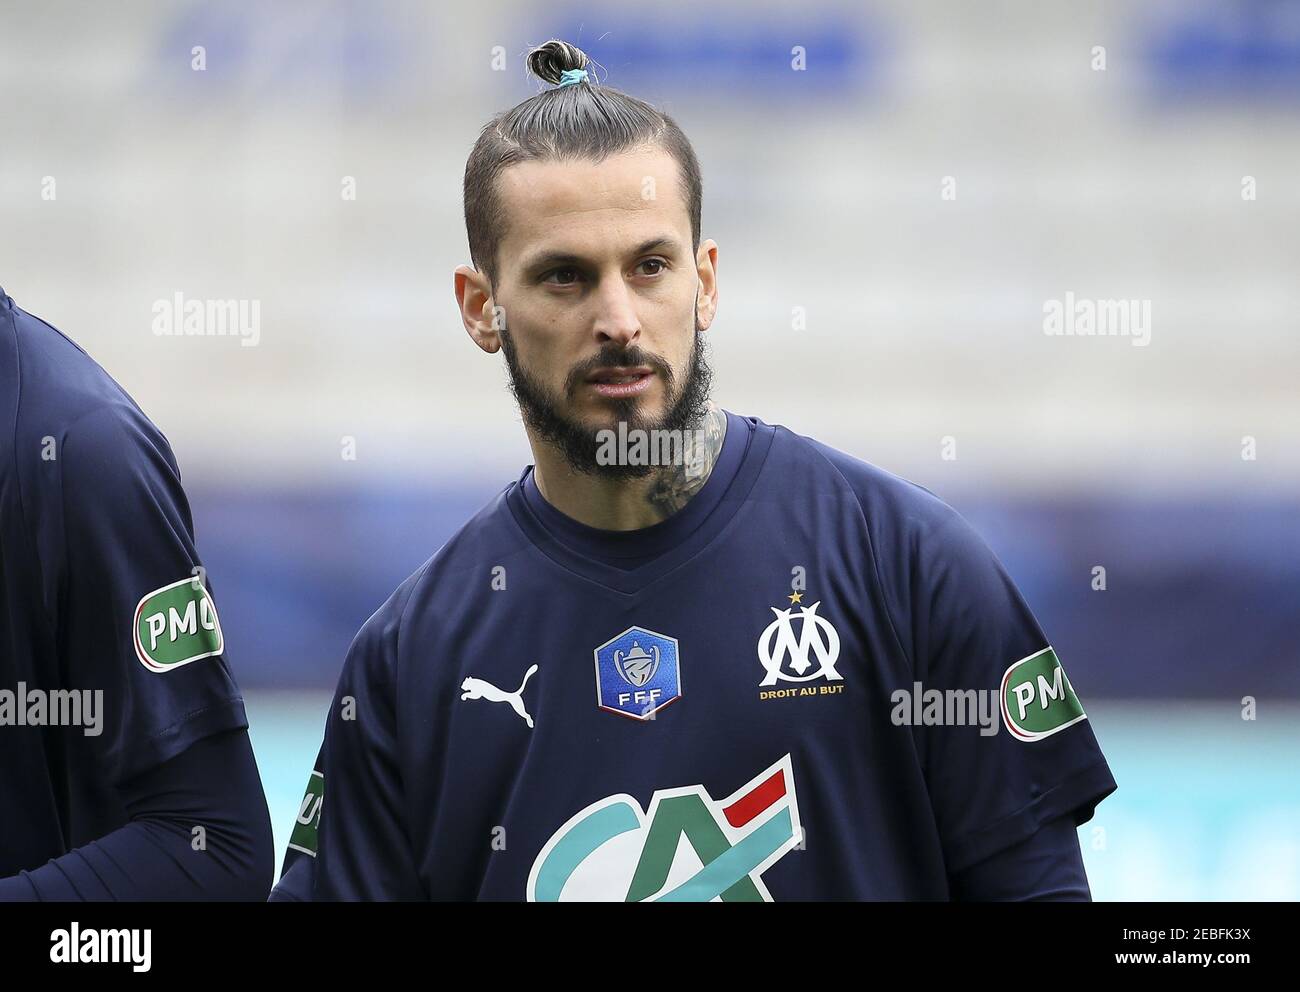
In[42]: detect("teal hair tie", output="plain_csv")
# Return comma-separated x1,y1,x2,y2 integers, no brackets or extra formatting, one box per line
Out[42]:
557,68,589,87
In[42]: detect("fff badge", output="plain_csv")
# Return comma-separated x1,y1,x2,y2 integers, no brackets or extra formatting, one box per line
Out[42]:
594,626,681,720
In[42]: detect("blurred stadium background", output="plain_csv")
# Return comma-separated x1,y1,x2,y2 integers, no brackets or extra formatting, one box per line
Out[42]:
2,0,1297,899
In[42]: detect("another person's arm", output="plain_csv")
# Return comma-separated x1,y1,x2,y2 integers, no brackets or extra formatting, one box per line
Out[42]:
0,730,272,900
1,402,272,900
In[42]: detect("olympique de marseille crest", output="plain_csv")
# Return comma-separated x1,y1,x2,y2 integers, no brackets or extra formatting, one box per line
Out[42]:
757,600,842,686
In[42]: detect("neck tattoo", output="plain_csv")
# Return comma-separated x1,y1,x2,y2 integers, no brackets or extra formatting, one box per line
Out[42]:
644,402,728,520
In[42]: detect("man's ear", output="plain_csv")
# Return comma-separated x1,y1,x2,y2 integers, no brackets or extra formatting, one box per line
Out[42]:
695,239,719,331
454,264,502,354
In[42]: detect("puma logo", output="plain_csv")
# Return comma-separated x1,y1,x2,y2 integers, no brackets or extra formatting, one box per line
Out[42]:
461,664,539,728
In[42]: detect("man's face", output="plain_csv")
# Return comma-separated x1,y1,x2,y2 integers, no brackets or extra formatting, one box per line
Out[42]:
483,146,716,476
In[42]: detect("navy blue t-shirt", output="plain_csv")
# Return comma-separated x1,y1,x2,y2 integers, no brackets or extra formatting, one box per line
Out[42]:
280,409,1116,900
0,290,248,878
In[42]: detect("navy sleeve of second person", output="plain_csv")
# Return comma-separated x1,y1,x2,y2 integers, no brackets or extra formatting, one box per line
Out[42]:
56,402,249,785
0,730,273,901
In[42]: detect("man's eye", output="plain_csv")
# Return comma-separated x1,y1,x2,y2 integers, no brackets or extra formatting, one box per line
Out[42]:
639,258,667,276
543,268,581,285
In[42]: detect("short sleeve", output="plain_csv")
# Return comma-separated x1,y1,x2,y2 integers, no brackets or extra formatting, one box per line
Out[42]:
59,403,246,784
948,813,1091,901
314,591,424,901
909,507,1117,873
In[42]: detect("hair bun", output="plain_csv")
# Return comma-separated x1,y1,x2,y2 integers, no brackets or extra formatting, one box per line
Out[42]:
527,40,590,86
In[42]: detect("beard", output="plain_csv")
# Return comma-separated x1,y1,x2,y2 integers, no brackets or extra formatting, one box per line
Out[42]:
497,312,714,481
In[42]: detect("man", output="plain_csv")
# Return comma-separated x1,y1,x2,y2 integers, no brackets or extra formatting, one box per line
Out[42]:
272,40,1116,901
0,288,273,899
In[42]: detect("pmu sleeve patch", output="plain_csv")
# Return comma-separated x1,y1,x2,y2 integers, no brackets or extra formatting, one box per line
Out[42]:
133,577,224,672
58,402,246,784
288,769,324,857
1000,647,1087,741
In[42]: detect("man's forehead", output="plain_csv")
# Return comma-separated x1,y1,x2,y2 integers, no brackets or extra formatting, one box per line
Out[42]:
497,148,688,262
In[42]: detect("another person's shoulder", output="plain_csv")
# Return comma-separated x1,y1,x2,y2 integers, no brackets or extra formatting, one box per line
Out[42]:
5,293,174,469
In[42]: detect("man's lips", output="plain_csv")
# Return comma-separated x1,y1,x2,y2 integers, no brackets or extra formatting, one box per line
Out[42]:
585,367,655,398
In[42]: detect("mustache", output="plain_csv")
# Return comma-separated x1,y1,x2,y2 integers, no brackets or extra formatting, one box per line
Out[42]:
563,345,675,397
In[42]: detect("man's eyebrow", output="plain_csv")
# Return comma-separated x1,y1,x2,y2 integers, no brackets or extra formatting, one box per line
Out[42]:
520,236,684,273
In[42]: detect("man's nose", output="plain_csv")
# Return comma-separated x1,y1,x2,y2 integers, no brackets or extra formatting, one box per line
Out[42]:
591,280,641,348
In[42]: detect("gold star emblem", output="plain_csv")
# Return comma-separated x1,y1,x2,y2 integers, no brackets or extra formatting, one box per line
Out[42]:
788,591,804,604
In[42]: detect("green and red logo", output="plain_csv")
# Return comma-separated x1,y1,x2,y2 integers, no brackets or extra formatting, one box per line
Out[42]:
133,577,224,673
1000,646,1087,741
528,754,802,901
